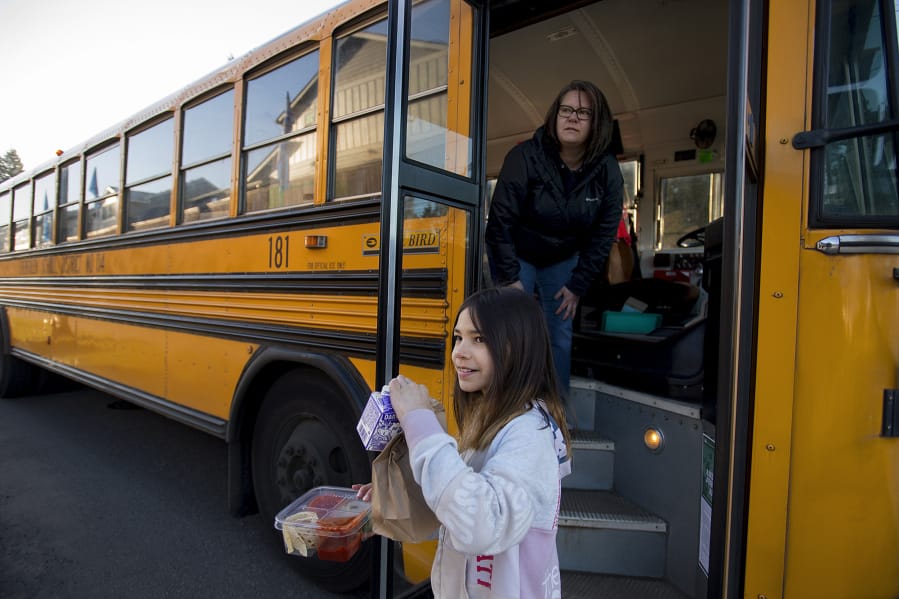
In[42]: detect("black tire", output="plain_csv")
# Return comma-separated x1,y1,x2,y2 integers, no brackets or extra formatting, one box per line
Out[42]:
251,369,372,592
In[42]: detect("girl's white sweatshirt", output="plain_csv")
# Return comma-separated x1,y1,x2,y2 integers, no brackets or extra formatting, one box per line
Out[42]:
402,404,571,598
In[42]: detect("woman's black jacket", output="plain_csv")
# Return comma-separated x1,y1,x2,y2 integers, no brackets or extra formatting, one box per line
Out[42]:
485,128,624,297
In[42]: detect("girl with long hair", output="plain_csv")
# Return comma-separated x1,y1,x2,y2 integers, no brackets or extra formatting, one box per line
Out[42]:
357,287,572,598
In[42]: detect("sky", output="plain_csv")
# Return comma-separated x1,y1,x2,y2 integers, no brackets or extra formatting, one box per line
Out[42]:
0,0,346,171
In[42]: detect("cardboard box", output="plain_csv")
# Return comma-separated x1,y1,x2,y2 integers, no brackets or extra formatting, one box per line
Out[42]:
356,387,401,451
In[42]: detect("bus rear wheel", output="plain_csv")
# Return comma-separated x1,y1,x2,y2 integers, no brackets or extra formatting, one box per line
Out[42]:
251,369,372,592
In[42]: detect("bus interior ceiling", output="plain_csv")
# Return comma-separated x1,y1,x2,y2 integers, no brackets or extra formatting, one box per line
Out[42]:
486,0,729,395
486,0,729,262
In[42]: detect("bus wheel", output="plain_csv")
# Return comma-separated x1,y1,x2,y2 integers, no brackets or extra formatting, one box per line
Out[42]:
0,353,40,398
251,369,371,592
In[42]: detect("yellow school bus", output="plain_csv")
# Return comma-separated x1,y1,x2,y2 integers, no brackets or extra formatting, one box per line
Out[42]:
0,0,896,597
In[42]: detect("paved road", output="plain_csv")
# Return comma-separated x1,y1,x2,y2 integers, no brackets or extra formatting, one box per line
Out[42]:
0,385,370,599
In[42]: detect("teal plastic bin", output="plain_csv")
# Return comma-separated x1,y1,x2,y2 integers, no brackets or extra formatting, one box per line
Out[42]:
601,311,662,334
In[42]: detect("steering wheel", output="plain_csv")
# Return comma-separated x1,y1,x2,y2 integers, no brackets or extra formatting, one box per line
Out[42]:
676,226,706,248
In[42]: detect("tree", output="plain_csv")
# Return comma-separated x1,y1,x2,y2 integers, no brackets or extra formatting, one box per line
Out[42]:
0,149,24,183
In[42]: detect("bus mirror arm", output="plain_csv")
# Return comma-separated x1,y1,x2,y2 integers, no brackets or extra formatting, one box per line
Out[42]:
792,119,899,149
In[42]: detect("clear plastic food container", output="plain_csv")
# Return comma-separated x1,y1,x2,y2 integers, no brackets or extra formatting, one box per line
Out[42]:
274,486,372,562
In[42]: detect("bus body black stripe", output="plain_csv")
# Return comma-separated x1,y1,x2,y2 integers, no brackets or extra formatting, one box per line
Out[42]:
1,300,445,369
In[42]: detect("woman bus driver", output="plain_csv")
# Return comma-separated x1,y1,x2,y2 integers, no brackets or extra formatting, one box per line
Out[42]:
485,80,623,398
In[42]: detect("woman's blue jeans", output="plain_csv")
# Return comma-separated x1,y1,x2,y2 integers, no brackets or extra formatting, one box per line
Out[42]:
516,255,578,398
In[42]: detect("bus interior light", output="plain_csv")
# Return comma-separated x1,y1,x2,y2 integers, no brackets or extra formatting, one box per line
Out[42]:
643,427,664,453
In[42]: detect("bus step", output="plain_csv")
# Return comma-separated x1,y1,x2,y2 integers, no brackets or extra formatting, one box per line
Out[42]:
558,489,667,577
565,428,614,490
561,571,691,599
568,376,598,431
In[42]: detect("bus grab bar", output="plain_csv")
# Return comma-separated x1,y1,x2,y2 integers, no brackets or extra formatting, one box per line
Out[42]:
815,234,899,255
793,119,899,149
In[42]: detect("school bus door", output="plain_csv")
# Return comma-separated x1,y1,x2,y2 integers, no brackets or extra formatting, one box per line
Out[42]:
746,0,899,597
372,0,486,596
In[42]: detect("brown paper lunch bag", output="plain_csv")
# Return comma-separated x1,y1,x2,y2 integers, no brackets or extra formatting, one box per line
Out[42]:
369,400,446,543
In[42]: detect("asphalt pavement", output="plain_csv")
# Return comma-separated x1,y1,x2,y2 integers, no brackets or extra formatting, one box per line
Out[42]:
0,385,369,599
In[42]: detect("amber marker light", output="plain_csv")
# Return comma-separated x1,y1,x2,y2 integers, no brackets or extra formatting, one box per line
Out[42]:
643,427,664,453
304,235,327,248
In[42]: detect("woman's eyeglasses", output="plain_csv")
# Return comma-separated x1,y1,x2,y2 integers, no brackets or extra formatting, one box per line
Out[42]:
558,105,593,120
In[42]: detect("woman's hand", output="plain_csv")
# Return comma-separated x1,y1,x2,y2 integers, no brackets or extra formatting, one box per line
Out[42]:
554,285,580,320
352,482,373,502
389,374,433,421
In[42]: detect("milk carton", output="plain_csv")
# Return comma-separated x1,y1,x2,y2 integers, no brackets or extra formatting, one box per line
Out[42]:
356,385,401,451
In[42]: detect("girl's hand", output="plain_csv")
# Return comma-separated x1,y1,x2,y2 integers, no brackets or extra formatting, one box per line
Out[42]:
352,482,373,502
389,374,433,421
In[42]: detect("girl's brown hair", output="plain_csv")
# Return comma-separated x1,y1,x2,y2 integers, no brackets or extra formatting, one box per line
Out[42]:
452,287,571,455
543,79,614,166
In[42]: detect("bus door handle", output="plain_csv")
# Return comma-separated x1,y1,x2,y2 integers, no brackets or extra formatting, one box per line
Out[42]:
815,234,899,255
884,390,899,437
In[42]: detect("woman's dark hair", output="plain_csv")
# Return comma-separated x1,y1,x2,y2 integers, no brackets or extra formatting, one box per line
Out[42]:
543,79,614,165
452,287,570,454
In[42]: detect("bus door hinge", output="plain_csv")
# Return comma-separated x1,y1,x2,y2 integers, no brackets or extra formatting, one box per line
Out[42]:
883,390,899,437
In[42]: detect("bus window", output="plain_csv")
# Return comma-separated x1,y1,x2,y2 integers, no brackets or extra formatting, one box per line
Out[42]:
84,144,120,238
656,172,723,250
58,160,82,242
12,182,32,251
620,158,641,208
32,171,56,247
331,17,388,200
405,0,473,176
181,90,233,223
812,0,899,224
0,191,9,252
126,118,174,232
243,51,318,212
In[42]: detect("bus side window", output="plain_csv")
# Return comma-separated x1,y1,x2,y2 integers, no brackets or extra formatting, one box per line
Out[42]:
812,0,899,225
656,172,723,250
0,191,10,252
33,170,56,247
125,117,174,232
243,51,319,213
12,182,32,251
181,89,234,224
58,160,82,242
84,144,121,239
331,17,389,201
